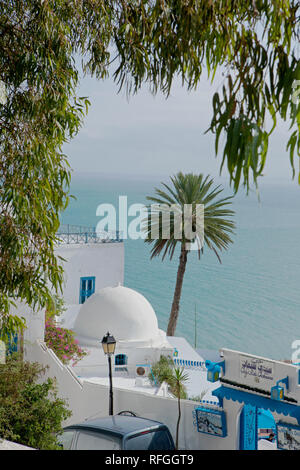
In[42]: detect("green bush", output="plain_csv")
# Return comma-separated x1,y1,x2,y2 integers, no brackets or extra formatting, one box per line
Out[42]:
149,355,188,399
149,355,174,384
0,354,71,450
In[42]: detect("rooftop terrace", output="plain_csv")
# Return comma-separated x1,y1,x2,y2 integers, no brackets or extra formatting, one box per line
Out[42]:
57,224,123,245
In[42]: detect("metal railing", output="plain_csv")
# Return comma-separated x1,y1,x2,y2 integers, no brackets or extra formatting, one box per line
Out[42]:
56,224,123,245
173,357,207,371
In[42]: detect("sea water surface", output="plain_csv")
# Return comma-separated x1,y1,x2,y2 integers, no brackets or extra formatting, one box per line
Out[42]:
61,174,300,361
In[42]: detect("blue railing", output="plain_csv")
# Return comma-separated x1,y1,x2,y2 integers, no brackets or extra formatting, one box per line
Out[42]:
57,225,123,244
191,399,220,406
173,358,207,371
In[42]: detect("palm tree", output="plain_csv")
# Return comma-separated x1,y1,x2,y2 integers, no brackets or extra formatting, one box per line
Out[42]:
151,360,189,450
144,172,235,336
170,367,189,450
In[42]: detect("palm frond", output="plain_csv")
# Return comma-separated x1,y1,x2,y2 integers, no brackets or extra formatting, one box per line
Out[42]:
143,172,235,263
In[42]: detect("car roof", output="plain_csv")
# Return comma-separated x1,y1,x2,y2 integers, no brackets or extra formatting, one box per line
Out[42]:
64,415,167,438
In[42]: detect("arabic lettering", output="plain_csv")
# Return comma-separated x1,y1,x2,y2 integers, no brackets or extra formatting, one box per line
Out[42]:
240,357,274,381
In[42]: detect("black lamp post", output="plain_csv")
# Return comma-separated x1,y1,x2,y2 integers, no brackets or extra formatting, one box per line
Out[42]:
101,331,116,416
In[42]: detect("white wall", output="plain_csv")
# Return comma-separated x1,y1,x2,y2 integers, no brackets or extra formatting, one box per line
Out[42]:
213,349,300,449
221,348,300,402
10,301,45,346
25,340,231,450
0,439,34,450
23,344,300,450
6,242,123,349
55,242,124,304
72,342,173,379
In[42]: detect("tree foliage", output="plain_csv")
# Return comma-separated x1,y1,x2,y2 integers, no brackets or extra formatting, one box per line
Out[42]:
0,354,71,449
0,1,299,335
149,355,189,449
149,355,188,399
78,0,300,191
0,0,90,337
145,173,235,261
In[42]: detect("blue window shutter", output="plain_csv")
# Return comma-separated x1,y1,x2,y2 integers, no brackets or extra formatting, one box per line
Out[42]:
115,354,128,366
79,277,96,304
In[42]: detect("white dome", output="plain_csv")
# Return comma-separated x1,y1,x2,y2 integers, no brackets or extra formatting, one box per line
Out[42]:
73,286,160,342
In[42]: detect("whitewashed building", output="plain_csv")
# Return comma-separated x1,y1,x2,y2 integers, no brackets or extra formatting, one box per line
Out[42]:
9,225,300,450
56,224,124,311
192,348,300,450
11,225,124,352
68,285,173,376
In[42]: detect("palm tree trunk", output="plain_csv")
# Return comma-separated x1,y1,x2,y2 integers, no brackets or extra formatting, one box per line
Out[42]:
176,393,181,450
167,244,188,336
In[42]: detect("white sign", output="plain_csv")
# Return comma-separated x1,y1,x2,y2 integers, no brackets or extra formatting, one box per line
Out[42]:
240,355,274,383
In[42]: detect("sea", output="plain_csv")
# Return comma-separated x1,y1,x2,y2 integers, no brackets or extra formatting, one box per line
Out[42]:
61,173,300,362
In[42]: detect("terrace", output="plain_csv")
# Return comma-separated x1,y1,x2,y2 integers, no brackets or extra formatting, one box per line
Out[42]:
57,224,123,245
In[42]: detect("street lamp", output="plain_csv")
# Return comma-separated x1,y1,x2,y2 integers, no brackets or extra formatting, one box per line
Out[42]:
101,332,116,415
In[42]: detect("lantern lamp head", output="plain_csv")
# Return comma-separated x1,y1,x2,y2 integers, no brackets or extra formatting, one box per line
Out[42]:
271,376,289,401
206,360,225,383
101,332,116,356
271,384,284,401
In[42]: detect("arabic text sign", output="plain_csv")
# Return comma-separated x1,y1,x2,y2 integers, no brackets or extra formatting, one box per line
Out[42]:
240,356,274,382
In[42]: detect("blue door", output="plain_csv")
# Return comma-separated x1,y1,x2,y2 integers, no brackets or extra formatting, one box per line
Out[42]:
240,404,258,450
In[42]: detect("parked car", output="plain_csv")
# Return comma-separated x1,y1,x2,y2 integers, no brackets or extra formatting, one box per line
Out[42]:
58,415,175,450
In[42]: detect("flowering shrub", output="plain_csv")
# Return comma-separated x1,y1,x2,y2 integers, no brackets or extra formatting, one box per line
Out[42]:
45,319,87,366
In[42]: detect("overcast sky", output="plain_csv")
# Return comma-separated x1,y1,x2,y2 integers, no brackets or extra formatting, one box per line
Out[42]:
64,67,295,187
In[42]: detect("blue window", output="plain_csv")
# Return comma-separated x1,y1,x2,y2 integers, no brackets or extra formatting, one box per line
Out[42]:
79,276,95,304
115,354,128,366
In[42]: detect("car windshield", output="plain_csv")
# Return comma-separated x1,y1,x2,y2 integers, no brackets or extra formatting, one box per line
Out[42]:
124,429,174,450
76,430,122,450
